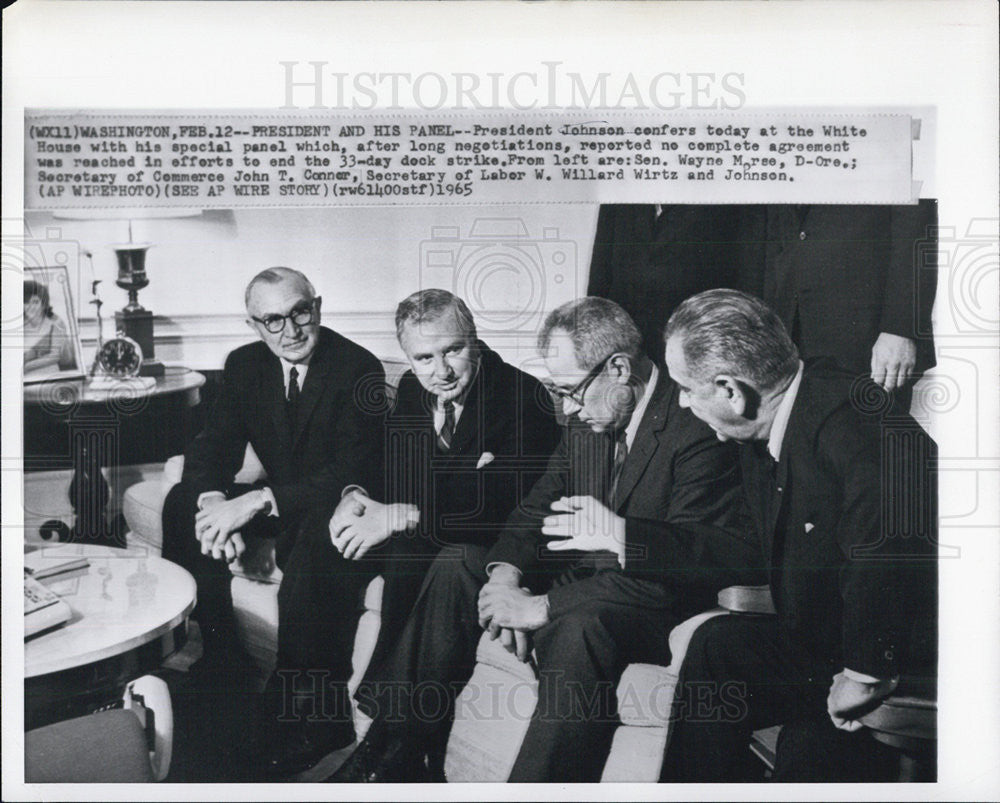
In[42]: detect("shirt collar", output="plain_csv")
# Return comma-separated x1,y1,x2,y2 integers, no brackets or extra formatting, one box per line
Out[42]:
280,355,311,389
623,363,659,449
766,360,804,461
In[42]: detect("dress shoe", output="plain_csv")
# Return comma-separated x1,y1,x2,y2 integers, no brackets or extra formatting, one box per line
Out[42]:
327,735,428,782
262,720,356,778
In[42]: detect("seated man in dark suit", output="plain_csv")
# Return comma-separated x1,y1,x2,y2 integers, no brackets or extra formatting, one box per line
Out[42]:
332,297,762,783
161,267,386,777
321,288,560,678
659,289,937,782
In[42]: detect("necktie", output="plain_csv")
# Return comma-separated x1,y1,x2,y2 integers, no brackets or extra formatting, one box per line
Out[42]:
437,401,455,451
287,366,300,426
753,441,781,534
607,428,629,507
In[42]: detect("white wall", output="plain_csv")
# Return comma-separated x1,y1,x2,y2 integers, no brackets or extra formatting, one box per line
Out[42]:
24,205,600,372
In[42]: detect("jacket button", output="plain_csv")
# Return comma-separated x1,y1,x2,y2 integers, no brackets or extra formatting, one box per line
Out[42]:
776,486,783,493
799,231,807,240
884,649,894,661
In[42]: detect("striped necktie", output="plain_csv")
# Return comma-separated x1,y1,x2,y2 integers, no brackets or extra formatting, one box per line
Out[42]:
437,400,455,451
608,428,629,507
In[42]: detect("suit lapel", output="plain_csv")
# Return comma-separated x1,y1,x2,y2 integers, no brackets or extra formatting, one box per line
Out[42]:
565,425,609,501
447,371,482,456
263,355,293,462
612,374,671,511
768,378,811,540
765,451,787,541
291,340,331,451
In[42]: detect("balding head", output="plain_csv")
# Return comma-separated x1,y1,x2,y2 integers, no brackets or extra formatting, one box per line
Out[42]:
245,267,315,311
245,267,322,364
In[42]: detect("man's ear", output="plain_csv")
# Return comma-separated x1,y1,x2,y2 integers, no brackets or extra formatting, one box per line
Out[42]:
715,374,748,416
313,295,322,316
607,353,632,384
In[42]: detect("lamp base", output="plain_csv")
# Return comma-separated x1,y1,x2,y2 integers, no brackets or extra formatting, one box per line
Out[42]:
115,308,159,366
138,359,165,378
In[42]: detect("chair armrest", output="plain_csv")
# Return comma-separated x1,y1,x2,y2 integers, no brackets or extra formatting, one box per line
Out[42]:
163,455,186,486
717,585,777,615
859,674,937,746
124,674,173,781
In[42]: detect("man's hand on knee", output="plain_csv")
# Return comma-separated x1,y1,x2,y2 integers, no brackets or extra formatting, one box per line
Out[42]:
199,529,246,563
478,583,549,632
496,626,533,663
223,532,247,564
329,491,419,560
196,492,268,560
485,563,522,588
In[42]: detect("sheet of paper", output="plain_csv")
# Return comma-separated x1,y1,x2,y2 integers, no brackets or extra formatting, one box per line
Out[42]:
3,2,997,800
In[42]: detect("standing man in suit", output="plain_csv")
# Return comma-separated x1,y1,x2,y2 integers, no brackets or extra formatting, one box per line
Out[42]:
161,267,386,777
332,297,761,783
760,202,938,409
321,288,560,676
659,289,937,782
588,204,764,362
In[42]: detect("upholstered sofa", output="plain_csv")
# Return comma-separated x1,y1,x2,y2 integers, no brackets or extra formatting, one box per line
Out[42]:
119,359,752,782
124,446,742,781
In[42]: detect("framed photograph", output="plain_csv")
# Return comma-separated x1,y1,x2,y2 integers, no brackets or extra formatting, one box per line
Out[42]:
22,265,86,384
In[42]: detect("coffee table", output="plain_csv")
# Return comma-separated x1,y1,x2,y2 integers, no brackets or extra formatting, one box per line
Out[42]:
25,543,196,729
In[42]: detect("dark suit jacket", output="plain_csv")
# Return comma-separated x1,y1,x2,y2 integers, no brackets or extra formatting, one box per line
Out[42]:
740,361,938,679
759,203,938,376
182,326,385,532
588,204,765,362
487,373,762,620
384,341,561,549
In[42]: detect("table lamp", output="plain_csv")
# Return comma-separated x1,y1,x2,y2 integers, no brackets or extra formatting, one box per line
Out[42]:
112,223,161,376
55,209,202,377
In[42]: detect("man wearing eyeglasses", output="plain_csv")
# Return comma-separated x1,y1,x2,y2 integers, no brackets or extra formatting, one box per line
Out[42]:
161,266,385,777
333,296,762,783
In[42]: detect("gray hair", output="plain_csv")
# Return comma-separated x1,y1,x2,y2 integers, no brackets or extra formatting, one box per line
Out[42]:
665,289,799,391
395,288,477,343
538,297,643,369
245,267,316,309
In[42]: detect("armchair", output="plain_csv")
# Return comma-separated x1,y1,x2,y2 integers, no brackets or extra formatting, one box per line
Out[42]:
25,674,173,783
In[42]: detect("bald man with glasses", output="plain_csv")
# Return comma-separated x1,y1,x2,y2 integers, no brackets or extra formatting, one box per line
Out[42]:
161,267,386,777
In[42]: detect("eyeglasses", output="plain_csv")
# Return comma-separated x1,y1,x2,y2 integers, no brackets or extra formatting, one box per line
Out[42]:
251,298,319,334
545,354,613,407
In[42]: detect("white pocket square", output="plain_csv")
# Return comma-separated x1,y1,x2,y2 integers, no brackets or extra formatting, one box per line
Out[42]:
476,452,495,469
804,522,815,533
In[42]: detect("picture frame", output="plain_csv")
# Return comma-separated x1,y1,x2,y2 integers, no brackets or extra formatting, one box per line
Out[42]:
22,265,86,384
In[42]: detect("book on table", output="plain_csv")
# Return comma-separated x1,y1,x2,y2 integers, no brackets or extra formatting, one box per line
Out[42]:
24,572,73,638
